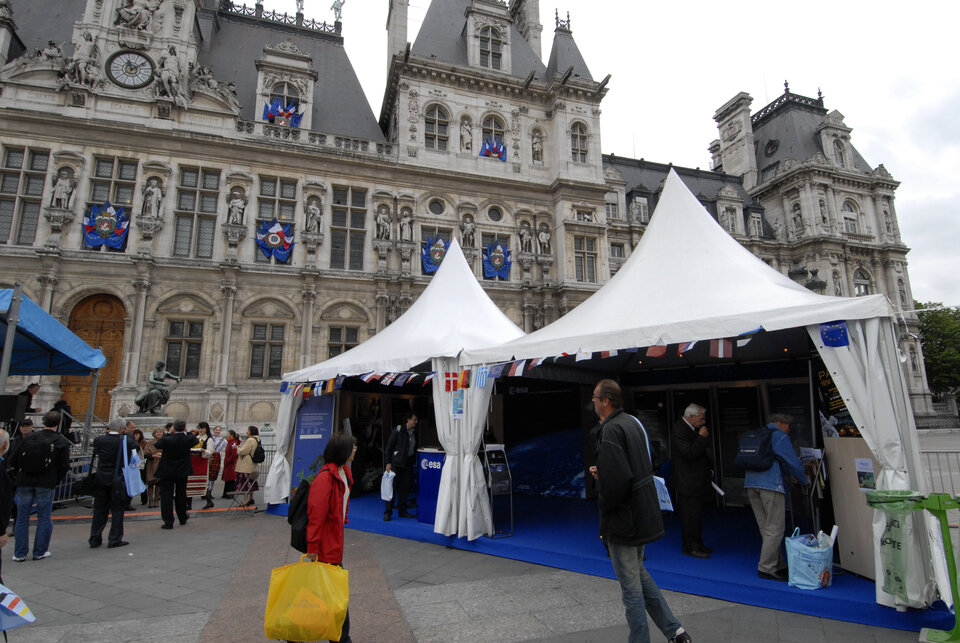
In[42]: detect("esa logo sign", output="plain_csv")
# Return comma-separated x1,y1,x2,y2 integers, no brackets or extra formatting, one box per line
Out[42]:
421,458,442,471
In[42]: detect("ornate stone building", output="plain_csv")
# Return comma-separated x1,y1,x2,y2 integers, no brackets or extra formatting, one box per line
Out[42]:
0,0,933,427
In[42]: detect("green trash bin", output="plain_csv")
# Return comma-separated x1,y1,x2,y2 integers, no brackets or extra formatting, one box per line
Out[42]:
865,490,924,603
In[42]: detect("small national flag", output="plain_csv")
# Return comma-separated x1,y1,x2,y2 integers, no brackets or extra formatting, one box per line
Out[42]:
323,379,336,394
293,383,304,398
646,345,667,358
710,338,733,358
530,357,547,368
488,363,507,378
507,360,526,377
623,347,639,353
406,373,419,384
575,350,591,361
360,372,376,383
444,371,459,392
334,375,345,390
599,350,618,359
422,372,435,386
820,321,849,347
474,366,490,388
737,327,763,347
302,384,313,397
393,372,411,386
459,369,471,389
677,341,697,356
280,381,289,393
381,372,397,386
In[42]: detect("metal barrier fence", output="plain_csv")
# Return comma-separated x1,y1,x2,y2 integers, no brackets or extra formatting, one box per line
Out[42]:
52,454,93,509
921,450,960,527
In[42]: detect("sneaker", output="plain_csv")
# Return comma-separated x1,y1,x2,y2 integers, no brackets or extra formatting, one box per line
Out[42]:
32,551,52,560
670,627,692,643
11,555,26,562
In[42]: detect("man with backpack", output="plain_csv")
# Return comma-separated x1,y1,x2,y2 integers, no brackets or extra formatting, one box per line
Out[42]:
742,413,809,581
9,410,71,561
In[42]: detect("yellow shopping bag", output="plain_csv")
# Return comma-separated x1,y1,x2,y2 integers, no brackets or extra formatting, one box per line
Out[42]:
264,555,349,641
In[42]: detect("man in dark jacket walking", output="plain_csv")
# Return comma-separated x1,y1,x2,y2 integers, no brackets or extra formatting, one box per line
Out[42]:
383,411,417,521
669,403,714,558
155,419,198,529
9,410,71,561
89,418,137,549
589,379,691,643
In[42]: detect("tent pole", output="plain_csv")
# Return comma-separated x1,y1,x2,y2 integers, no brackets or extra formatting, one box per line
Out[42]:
0,282,24,395
82,368,100,451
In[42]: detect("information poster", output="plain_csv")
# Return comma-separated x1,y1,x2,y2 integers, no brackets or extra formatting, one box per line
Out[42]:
855,457,876,490
451,390,464,419
813,356,858,436
291,395,336,494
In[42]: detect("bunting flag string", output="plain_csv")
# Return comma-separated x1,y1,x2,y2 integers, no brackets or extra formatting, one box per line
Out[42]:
487,363,506,378
709,338,733,358
458,369,471,389
677,341,697,356
820,320,849,347
422,373,435,386
645,345,667,358
507,359,526,377
444,371,459,392
473,366,490,388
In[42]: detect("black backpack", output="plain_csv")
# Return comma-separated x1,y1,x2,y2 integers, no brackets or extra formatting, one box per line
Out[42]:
288,478,311,553
734,427,777,471
18,434,54,476
251,438,266,464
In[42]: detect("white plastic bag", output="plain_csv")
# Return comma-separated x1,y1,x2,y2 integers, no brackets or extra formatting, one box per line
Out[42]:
381,470,396,501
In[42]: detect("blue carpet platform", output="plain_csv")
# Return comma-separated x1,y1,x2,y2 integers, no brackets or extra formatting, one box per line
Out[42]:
331,492,953,633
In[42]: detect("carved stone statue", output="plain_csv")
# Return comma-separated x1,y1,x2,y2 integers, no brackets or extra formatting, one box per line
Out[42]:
296,0,304,12
66,32,99,88
833,271,843,297
330,0,345,21
50,169,76,209
793,210,804,237
157,46,188,109
141,177,163,218
460,215,475,247
0,0,12,20
114,0,161,30
460,119,472,153
37,40,63,61
518,221,533,253
375,205,391,240
192,65,218,91
531,131,543,163
304,198,322,232
399,207,413,241
134,360,181,415
537,224,551,255
227,190,246,225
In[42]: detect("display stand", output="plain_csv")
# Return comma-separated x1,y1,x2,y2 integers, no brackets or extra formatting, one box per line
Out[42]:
484,444,513,538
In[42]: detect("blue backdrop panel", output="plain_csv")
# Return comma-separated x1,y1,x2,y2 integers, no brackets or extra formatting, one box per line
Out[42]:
507,428,585,498
291,395,336,493
417,450,445,525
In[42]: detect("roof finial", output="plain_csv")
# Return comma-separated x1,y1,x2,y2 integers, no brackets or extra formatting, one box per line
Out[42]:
555,9,571,30
784,80,790,94
817,87,822,99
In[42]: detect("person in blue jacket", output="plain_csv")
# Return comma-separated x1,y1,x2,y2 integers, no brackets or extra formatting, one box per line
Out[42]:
744,413,809,581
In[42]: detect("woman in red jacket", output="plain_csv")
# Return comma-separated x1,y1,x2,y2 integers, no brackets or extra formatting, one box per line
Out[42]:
305,431,356,643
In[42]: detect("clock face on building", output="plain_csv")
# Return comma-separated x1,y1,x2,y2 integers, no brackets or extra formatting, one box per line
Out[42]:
106,51,155,89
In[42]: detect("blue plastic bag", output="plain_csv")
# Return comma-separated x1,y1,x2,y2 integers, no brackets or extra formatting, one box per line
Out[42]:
785,528,833,589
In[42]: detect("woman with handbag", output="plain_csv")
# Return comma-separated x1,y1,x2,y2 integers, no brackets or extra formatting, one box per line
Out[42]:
235,426,261,507
142,429,164,508
305,431,356,643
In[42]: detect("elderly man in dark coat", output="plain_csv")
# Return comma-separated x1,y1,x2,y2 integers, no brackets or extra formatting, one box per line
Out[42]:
670,403,714,559
89,418,138,549
155,419,198,529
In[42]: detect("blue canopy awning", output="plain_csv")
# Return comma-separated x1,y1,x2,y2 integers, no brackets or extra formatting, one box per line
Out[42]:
0,290,107,376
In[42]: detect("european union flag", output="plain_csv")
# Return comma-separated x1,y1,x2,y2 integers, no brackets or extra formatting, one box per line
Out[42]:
820,321,850,347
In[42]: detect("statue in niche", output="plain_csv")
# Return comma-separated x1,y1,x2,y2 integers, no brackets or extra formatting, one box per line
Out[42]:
304,198,322,233
819,200,827,225
460,119,472,153
833,271,843,297
460,215,476,247
792,210,803,237
375,205,391,240
134,360,181,415
537,223,551,255
157,46,188,109
330,0,345,21
141,177,164,218
518,221,533,253
296,0,304,13
50,169,76,209
772,219,782,240
899,281,907,308
66,32,99,88
531,131,543,163
114,0,162,30
399,207,413,241
227,190,246,225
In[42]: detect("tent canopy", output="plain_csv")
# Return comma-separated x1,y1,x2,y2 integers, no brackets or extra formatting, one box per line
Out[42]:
463,170,891,366
0,290,106,375
284,238,524,383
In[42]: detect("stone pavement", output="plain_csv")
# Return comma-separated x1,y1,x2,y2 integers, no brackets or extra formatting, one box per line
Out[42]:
1,498,922,643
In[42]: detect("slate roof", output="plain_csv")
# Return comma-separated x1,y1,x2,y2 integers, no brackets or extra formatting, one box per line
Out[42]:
545,26,592,81
410,0,547,81
9,0,84,57
200,11,384,141
751,93,872,182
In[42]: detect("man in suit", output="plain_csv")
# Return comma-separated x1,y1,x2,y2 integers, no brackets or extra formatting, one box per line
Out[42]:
383,411,417,521
670,403,714,559
155,419,198,529
89,418,137,549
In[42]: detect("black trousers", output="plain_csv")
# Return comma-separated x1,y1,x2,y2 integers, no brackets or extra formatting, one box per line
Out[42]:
384,466,413,515
677,493,704,553
159,476,189,526
89,482,126,546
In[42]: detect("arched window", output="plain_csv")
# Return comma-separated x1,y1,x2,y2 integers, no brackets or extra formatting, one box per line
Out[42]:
571,122,588,162
424,105,449,151
481,115,505,145
842,201,858,233
853,269,871,296
267,82,300,125
834,139,845,168
479,26,502,70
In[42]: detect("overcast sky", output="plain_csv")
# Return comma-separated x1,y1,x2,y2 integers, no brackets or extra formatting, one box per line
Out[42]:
260,0,959,307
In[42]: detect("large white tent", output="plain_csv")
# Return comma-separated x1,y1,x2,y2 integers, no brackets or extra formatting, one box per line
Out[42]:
264,239,524,540
462,170,945,609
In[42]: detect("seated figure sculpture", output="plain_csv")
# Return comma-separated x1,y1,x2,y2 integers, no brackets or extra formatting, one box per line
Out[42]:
134,361,181,415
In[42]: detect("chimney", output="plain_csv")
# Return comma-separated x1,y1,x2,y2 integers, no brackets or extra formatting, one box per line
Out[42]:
386,0,408,71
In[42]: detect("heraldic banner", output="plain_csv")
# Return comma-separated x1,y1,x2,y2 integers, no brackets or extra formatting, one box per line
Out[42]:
421,236,449,274
83,202,129,249
256,219,294,262
482,243,511,279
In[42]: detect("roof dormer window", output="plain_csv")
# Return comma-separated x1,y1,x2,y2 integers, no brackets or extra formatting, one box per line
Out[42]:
479,27,502,70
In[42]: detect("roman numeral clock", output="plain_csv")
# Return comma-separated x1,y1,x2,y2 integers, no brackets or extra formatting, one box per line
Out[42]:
106,50,155,89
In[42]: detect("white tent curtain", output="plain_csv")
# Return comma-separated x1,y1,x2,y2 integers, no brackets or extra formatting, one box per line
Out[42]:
431,357,461,536
264,389,297,505
808,318,944,607
458,374,495,540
